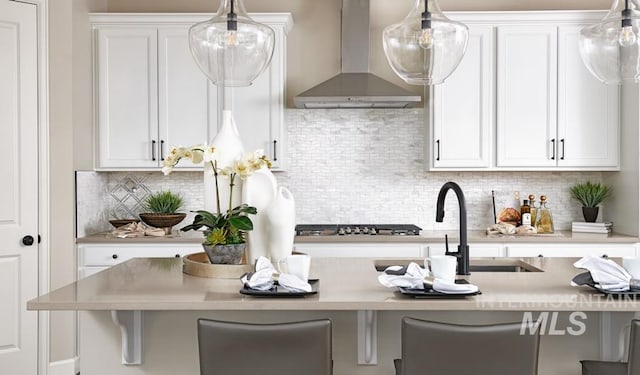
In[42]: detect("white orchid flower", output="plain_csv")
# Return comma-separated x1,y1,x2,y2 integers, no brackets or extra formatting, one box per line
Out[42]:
203,145,216,162
161,165,174,176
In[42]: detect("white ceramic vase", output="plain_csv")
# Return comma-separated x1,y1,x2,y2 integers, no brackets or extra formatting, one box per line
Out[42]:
204,110,244,213
242,168,278,264
264,187,296,263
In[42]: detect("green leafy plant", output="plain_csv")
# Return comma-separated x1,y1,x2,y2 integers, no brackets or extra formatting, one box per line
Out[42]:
144,191,184,214
570,181,611,208
181,206,257,246
162,145,271,246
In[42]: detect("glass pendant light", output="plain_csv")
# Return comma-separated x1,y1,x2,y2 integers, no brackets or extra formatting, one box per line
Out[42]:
189,0,275,87
382,0,468,85
579,0,640,84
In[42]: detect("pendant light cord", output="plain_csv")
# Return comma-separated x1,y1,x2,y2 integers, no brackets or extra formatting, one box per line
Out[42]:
623,0,633,27
421,0,431,30
227,0,238,31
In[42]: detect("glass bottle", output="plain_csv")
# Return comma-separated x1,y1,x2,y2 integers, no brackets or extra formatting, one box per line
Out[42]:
535,195,554,233
513,191,521,226
528,194,538,227
521,200,532,226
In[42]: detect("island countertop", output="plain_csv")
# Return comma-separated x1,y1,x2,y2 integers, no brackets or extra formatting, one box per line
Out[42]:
27,257,640,312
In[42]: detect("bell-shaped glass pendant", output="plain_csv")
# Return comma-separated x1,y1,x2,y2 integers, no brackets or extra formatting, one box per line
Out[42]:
579,0,640,84
189,0,275,87
382,0,468,85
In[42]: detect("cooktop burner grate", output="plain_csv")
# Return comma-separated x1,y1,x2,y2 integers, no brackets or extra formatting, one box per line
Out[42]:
295,224,422,236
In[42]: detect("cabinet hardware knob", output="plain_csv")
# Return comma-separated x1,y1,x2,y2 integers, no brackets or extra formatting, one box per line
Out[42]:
601,254,609,258
112,254,118,259
175,254,180,258
160,140,165,161
273,140,278,162
538,254,544,258
152,140,157,161
436,140,441,161
550,139,556,160
22,235,35,246
560,139,565,160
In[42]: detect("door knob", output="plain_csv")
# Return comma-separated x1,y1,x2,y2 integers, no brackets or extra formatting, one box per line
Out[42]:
22,235,35,246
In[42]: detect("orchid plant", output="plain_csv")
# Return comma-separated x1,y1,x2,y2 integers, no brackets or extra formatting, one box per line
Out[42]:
162,145,271,246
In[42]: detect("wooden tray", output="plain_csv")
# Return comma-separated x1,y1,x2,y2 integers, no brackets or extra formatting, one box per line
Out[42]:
183,252,252,279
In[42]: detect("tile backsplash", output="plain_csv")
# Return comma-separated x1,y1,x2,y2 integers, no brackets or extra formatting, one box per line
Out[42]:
76,109,603,236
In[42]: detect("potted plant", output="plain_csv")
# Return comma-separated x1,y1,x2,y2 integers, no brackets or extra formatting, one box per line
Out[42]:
162,145,271,264
569,181,611,222
139,190,186,234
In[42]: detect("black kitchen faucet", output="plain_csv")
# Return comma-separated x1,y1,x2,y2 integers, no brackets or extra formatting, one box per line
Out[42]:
435,181,470,275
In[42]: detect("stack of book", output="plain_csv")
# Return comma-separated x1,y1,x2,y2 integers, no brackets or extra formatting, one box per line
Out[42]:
571,222,613,237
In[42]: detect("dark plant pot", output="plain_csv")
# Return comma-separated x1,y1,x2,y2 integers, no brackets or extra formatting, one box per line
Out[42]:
202,243,246,265
582,207,599,223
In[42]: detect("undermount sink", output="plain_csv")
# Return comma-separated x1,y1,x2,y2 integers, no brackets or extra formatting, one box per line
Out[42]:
374,259,543,273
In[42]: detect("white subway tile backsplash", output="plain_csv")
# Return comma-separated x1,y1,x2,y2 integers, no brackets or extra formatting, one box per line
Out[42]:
76,109,603,235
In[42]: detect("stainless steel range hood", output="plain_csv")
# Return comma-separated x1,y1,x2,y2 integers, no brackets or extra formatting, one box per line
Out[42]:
293,0,421,109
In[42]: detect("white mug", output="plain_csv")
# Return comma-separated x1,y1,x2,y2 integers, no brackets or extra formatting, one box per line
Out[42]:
623,257,640,279
424,255,457,283
277,254,311,282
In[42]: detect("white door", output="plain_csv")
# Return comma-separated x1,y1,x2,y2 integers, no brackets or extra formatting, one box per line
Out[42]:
557,25,620,168
496,25,558,168
432,25,493,169
0,0,39,373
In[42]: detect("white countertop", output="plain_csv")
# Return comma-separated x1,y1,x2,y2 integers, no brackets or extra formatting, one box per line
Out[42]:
27,256,640,312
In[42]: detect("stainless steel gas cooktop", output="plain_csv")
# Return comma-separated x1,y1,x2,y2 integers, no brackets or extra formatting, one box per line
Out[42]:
295,224,422,236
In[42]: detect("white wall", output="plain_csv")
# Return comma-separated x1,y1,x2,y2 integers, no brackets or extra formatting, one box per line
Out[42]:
49,0,108,362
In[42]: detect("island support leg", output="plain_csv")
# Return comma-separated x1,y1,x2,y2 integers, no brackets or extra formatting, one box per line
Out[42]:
357,310,377,365
111,310,143,365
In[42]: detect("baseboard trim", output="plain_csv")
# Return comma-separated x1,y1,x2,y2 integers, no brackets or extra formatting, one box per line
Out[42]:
49,357,79,375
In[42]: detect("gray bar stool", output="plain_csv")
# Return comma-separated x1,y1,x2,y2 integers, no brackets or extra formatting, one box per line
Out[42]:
197,318,332,375
394,317,540,375
581,319,640,375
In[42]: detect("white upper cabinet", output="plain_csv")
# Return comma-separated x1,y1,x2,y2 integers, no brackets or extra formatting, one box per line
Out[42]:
158,27,218,167
92,14,293,170
226,21,288,169
431,25,493,169
557,25,620,168
496,25,558,168
96,28,159,168
429,11,620,171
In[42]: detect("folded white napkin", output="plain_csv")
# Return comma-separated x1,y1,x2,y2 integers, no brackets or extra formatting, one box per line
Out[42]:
111,222,165,238
572,256,633,292
378,262,479,294
240,256,312,293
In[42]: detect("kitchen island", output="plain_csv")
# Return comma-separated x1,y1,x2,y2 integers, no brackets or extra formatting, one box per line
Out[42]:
28,257,640,375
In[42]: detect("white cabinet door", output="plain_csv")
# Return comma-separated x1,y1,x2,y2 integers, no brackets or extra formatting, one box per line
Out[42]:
432,25,493,169
557,26,620,168
158,27,218,166
96,28,159,168
496,25,558,168
228,23,287,170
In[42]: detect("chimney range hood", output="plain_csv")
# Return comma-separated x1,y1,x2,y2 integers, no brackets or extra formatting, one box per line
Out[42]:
293,0,421,109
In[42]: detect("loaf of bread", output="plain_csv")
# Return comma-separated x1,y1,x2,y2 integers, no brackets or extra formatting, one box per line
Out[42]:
498,207,521,225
